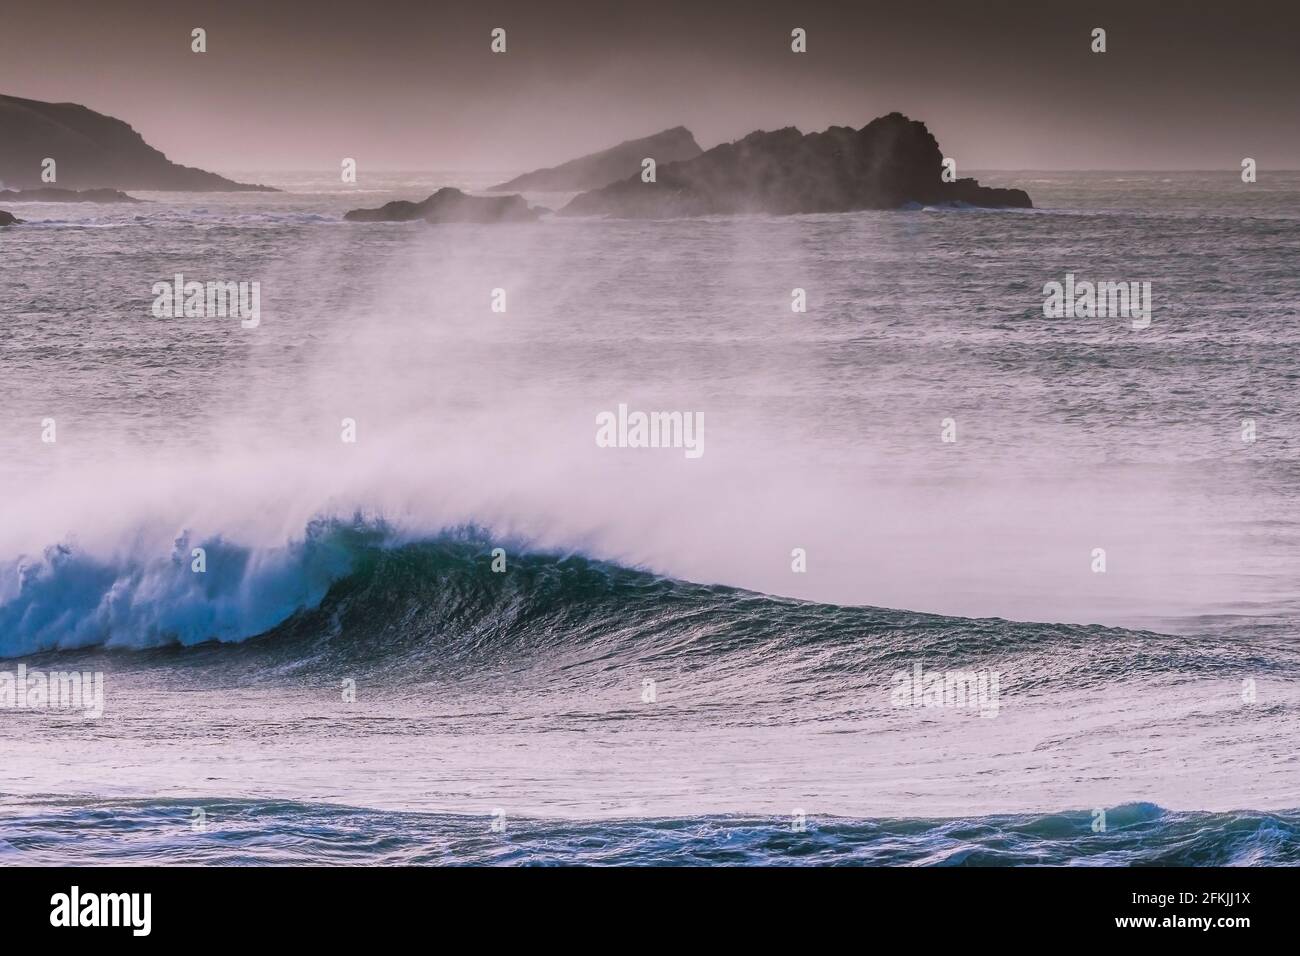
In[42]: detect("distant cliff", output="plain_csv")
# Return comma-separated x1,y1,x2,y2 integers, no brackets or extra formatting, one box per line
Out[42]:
0,94,276,192
488,127,702,192
562,113,1031,218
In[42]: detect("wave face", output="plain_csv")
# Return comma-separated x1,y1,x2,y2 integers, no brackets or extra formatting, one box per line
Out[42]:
3,798,1296,866
0,522,1280,675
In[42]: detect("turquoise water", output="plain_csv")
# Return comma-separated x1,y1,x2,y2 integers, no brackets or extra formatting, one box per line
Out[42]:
5,799,1297,866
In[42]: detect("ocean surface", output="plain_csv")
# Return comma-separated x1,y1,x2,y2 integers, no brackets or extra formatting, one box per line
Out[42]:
0,170,1297,865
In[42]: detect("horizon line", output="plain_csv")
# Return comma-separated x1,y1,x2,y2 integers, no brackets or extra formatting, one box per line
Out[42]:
208,167,1300,175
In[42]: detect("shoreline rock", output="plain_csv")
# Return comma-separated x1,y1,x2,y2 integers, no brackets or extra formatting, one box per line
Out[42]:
0,93,278,192
488,127,702,193
344,187,539,224
0,210,22,226
0,187,143,203
561,112,1031,218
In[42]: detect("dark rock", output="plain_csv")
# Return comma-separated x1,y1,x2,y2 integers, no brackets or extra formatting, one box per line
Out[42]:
561,112,1031,218
0,93,277,192
0,210,22,226
0,187,143,203
489,127,702,192
344,187,539,224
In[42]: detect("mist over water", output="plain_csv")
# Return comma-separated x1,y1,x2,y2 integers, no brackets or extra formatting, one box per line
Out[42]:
2,172,1298,648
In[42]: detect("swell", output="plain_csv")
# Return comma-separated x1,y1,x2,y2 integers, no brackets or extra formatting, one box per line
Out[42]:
2,519,1286,686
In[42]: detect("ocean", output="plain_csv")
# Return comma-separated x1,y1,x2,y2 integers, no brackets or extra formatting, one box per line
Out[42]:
1,171,1297,865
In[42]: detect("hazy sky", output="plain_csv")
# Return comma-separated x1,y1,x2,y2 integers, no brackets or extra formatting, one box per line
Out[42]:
1,0,1296,173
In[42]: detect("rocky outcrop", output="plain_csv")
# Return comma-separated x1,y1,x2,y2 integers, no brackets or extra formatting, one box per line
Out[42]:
0,187,142,203
561,112,1031,218
344,187,539,224
0,210,22,226
489,127,702,192
0,94,277,192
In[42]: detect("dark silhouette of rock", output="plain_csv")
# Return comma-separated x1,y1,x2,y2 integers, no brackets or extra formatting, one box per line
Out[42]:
344,187,539,224
561,113,1031,218
0,94,277,192
0,210,22,226
488,127,702,192
0,187,143,203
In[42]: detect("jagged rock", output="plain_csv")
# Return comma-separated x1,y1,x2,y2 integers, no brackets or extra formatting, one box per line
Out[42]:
489,127,703,192
561,112,1031,218
0,187,143,203
0,210,22,226
344,187,539,224
0,94,277,191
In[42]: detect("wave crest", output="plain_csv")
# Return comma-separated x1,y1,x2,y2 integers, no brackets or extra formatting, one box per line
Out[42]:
0,518,365,656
